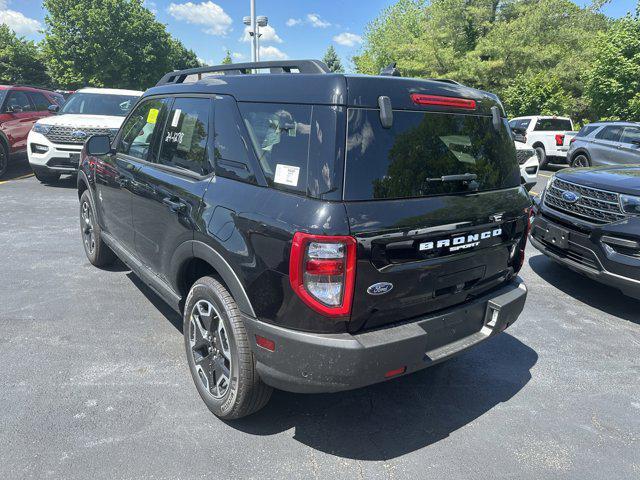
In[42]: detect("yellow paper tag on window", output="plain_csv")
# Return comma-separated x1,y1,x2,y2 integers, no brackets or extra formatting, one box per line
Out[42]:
147,108,159,124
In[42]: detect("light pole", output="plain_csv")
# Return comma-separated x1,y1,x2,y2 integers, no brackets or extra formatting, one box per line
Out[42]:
243,3,268,63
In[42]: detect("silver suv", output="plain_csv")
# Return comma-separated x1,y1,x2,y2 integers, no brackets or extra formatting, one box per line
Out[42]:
568,121,640,167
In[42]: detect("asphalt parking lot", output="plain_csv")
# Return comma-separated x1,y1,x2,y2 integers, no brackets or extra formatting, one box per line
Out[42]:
1,158,639,480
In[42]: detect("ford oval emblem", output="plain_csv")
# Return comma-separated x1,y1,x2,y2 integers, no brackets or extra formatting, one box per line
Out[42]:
72,130,87,139
561,190,580,204
367,282,394,295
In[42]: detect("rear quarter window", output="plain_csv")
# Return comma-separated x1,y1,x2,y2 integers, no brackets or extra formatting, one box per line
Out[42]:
239,102,311,195
576,125,598,137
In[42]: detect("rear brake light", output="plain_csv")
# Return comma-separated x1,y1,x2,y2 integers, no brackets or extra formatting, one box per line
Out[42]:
411,94,476,110
385,367,406,378
289,232,357,317
555,134,565,146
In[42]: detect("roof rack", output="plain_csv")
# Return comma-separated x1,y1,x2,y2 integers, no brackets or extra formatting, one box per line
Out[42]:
156,60,330,86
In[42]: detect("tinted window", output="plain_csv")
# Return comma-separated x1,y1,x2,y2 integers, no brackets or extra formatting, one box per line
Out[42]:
61,93,138,116
344,109,520,201
213,96,255,183
5,91,32,112
576,125,598,137
28,92,51,111
595,125,624,142
534,118,572,131
158,97,211,175
620,127,640,145
118,98,170,160
239,102,311,194
510,119,531,130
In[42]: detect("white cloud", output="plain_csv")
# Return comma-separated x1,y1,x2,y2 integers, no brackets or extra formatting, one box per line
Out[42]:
0,1,41,36
143,0,158,14
259,46,288,61
168,1,232,36
333,32,363,47
307,13,330,28
286,18,301,27
241,24,282,44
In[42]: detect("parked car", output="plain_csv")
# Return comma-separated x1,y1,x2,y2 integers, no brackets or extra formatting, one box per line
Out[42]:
531,166,640,299
515,138,539,191
27,87,143,183
509,115,576,167
78,60,530,419
0,85,65,177
567,121,640,168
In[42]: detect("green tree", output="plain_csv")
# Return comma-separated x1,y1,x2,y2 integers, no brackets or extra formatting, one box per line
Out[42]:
221,50,233,64
502,73,574,117
322,45,344,73
0,25,50,86
42,0,200,90
586,9,640,120
354,0,610,120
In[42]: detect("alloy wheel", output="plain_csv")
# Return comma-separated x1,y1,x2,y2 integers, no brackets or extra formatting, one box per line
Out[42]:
189,300,232,399
573,155,589,168
81,201,96,255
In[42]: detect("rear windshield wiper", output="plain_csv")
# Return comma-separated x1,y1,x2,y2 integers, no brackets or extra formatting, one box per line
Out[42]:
425,173,478,183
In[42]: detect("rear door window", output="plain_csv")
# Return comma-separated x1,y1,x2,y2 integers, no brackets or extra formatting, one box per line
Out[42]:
595,125,624,142
213,96,256,183
344,109,519,201
534,118,572,131
239,102,311,194
28,92,52,111
158,97,212,176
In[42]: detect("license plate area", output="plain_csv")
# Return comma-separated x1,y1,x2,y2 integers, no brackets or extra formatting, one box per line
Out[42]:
544,223,569,249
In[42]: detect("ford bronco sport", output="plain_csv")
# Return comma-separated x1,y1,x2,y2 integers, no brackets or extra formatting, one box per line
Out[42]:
78,60,530,419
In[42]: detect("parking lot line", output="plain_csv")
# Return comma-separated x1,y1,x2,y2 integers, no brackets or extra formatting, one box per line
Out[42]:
530,191,539,197
538,173,551,178
0,173,34,185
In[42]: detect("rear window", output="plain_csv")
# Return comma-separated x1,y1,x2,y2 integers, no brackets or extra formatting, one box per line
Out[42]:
576,125,599,137
533,118,572,131
344,109,520,201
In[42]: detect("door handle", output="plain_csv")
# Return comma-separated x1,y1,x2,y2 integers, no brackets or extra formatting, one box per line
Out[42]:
162,197,187,213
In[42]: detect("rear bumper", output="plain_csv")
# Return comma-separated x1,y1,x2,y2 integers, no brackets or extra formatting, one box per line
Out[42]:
243,279,527,393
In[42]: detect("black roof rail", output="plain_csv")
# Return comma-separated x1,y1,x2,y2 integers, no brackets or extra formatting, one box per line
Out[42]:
156,59,330,86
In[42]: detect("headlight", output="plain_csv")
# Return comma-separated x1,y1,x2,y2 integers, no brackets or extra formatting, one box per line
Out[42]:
620,194,640,215
32,123,52,134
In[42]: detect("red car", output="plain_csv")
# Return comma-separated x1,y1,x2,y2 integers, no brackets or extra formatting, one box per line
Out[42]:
0,85,65,177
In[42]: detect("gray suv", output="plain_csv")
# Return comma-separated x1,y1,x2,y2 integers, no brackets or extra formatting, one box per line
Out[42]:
568,121,640,167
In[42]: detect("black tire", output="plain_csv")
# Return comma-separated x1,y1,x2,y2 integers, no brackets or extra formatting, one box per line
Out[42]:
570,153,591,168
184,276,272,419
33,169,61,183
0,142,8,178
79,189,115,267
535,146,547,168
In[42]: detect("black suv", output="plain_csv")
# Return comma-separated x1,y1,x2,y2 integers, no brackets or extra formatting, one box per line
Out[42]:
531,166,640,299
78,60,530,419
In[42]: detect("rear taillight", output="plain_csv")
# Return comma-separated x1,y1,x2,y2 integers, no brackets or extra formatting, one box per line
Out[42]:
570,137,576,144
411,94,476,110
289,232,357,317
555,134,565,146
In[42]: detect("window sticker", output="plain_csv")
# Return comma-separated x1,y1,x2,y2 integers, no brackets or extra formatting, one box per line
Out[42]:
147,108,159,124
171,109,182,128
274,164,300,187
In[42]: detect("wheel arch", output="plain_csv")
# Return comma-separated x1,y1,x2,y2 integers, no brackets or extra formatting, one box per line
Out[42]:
531,141,545,150
171,240,256,318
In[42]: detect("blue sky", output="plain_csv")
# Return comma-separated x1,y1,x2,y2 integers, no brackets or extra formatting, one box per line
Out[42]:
1,0,636,70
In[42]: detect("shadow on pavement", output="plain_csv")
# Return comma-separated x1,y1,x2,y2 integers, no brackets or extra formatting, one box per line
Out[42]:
528,253,640,324
127,272,183,332
232,333,537,460
2,154,32,181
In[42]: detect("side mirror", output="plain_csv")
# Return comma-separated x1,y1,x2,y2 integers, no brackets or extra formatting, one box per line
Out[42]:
86,134,112,156
48,104,60,113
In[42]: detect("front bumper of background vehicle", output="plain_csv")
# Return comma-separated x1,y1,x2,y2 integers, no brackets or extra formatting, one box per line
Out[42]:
243,279,527,393
530,210,640,299
520,155,539,190
27,130,82,174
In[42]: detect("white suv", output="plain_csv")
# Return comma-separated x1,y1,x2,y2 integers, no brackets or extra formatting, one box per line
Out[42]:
28,87,142,182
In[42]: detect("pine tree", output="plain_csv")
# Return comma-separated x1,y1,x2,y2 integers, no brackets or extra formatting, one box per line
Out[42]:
221,50,233,65
322,46,344,73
